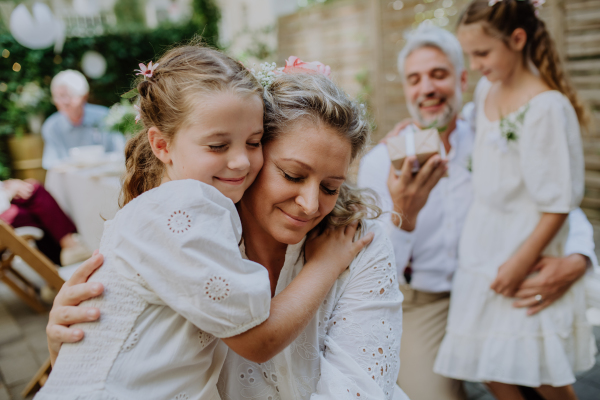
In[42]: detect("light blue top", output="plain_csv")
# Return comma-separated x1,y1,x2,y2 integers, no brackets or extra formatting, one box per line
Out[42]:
41,103,125,169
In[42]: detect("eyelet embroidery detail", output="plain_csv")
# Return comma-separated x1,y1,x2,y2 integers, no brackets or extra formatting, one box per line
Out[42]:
171,394,188,400
198,330,215,350
122,330,139,352
168,210,191,233
205,276,229,301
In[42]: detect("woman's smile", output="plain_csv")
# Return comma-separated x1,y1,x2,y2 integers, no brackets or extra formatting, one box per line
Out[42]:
278,207,314,227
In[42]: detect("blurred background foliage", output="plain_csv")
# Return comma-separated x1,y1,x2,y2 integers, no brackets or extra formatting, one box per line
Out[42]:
0,0,220,178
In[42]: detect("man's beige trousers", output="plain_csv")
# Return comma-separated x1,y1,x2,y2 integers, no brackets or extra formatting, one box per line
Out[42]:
397,284,467,400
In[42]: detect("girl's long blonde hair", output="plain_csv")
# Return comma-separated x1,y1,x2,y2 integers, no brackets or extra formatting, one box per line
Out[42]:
459,0,589,128
120,44,263,207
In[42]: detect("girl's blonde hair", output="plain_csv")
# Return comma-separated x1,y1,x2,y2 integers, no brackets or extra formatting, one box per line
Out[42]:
120,44,263,207
459,0,589,128
262,73,381,230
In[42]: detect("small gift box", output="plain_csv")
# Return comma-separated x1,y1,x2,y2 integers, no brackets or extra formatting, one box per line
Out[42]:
387,126,442,172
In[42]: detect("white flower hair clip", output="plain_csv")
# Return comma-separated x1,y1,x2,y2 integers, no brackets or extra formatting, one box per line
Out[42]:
134,61,159,79
250,62,281,90
249,56,332,89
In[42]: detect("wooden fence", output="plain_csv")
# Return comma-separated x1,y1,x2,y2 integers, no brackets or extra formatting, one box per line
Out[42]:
278,0,600,215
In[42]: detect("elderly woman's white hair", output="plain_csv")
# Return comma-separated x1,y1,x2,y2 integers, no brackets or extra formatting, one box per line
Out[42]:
397,24,464,79
50,70,89,97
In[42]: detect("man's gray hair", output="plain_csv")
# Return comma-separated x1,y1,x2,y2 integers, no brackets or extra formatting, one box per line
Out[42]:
51,69,89,97
397,24,464,79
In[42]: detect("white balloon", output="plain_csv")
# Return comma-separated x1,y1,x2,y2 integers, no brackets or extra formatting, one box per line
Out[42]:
73,0,101,17
10,3,57,50
81,51,107,79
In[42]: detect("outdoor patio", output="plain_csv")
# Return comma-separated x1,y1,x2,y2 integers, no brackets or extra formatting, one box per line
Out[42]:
0,232,599,400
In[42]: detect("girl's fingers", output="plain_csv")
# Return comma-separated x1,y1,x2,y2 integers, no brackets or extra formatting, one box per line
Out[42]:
343,220,359,237
61,282,104,306
67,254,104,286
352,231,374,254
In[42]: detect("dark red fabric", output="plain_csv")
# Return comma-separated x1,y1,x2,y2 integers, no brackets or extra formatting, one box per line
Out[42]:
0,182,77,265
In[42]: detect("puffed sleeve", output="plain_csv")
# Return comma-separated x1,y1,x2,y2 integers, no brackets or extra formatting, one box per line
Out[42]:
519,95,584,213
311,221,408,400
112,179,271,338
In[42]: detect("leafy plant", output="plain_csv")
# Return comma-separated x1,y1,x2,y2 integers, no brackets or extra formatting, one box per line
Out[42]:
105,100,139,136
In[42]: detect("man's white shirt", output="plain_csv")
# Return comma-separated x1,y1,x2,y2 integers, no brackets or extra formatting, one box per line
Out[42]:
358,112,599,294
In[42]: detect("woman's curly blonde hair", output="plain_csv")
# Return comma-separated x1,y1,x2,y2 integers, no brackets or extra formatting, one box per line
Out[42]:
262,72,381,231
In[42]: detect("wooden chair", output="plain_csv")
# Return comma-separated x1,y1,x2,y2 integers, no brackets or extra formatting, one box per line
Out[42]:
0,220,64,313
0,220,66,397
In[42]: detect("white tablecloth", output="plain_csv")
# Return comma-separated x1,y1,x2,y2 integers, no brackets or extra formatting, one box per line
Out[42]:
46,163,123,251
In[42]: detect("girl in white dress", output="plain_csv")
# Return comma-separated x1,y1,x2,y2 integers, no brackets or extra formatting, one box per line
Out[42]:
35,46,373,400
434,1,596,399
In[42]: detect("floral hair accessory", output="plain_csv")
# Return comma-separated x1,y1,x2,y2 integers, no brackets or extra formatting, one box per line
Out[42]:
134,104,141,124
134,61,159,79
489,0,545,13
250,62,280,90
282,56,331,77
249,56,332,89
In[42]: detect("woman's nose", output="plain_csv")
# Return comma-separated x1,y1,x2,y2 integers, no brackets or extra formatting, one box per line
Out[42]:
296,184,320,216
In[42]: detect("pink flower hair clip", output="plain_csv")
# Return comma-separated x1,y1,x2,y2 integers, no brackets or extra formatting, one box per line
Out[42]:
282,56,331,77
489,0,545,14
134,61,159,79
249,56,331,90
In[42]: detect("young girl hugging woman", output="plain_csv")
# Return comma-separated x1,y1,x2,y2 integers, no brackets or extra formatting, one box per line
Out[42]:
35,45,373,400
434,1,597,399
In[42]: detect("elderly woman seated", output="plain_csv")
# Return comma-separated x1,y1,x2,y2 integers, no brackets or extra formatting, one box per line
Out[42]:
0,178,90,266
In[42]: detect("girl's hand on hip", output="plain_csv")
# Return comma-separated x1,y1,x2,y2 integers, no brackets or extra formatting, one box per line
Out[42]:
305,220,375,276
490,257,531,298
47,252,105,366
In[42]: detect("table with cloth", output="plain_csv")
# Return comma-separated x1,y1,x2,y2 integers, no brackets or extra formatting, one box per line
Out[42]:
45,158,123,251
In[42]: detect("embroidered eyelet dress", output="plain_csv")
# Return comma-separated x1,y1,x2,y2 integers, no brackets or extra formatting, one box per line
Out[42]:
434,78,596,387
35,180,271,400
217,220,409,400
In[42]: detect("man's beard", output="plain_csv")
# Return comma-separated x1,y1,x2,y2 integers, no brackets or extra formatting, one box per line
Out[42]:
407,85,462,130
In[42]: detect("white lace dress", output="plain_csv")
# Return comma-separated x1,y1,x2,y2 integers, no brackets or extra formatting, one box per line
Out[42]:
35,180,271,400
434,78,596,386
217,220,409,400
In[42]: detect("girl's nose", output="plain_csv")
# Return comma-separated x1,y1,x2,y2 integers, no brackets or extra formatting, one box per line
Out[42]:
228,150,251,171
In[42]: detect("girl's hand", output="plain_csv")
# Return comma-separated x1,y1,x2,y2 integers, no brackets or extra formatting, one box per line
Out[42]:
47,252,105,366
490,257,532,298
305,221,375,276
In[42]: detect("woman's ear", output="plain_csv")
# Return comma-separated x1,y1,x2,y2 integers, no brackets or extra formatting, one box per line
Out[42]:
148,127,171,165
509,28,528,52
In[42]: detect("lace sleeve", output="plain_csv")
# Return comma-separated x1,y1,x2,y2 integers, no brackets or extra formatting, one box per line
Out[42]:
312,221,405,400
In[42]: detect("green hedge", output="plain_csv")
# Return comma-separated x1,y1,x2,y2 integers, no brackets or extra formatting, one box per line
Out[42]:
0,0,220,178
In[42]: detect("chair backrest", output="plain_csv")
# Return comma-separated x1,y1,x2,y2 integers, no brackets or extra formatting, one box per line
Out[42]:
0,220,64,290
